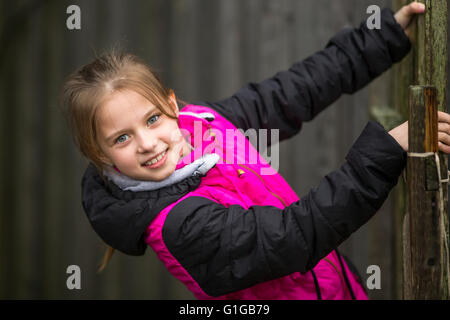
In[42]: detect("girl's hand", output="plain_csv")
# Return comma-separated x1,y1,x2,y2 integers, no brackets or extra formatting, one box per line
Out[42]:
394,1,426,38
438,112,450,154
388,112,450,154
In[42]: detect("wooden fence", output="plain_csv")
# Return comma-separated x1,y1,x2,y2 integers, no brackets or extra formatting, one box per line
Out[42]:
1,0,447,299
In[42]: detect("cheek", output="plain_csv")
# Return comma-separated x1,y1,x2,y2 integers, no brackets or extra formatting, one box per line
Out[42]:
109,149,133,166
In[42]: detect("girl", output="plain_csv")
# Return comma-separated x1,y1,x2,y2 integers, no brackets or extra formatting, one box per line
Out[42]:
63,4,448,299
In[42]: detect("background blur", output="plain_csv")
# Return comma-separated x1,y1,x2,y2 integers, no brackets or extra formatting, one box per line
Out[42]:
0,0,448,299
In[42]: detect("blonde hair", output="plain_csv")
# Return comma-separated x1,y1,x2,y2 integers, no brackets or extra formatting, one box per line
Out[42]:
61,51,183,272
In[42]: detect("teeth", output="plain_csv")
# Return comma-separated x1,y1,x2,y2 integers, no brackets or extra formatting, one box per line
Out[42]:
144,150,166,166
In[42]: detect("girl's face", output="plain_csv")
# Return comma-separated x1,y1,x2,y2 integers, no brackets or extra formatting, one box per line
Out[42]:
96,89,190,181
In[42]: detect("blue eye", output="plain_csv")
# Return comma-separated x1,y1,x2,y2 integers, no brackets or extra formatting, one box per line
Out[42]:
147,114,160,125
115,134,129,144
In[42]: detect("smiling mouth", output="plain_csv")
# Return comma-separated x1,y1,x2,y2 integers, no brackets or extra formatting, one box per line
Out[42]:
142,149,168,167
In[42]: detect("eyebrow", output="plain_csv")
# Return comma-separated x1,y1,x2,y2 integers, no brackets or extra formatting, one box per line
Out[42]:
104,107,157,143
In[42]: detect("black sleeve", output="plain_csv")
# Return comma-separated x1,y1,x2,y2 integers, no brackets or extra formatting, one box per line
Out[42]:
162,121,407,297
198,8,411,143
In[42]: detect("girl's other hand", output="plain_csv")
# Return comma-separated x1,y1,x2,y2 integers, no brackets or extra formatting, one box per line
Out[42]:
438,112,450,154
394,1,426,38
388,111,450,154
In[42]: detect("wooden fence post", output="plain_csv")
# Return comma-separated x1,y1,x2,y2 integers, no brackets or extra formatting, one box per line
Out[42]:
392,0,449,300
405,85,449,299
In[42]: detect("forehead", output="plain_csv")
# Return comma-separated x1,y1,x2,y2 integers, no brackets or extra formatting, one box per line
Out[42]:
100,89,153,114
96,90,155,132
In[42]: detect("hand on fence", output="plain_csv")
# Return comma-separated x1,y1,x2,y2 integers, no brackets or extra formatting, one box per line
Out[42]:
437,112,450,154
394,1,426,38
388,111,450,154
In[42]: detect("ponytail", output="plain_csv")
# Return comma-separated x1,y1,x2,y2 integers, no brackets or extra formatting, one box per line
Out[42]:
97,245,115,273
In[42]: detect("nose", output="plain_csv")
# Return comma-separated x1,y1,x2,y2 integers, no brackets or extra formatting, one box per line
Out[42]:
136,129,157,154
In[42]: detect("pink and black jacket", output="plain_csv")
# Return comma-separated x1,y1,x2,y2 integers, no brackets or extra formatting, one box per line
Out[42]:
81,8,410,299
